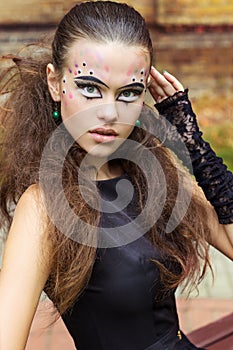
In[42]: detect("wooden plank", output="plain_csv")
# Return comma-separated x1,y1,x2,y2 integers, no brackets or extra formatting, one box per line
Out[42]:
188,312,233,348
1,0,233,26
156,0,233,25
0,0,81,25
99,0,156,23
0,0,155,25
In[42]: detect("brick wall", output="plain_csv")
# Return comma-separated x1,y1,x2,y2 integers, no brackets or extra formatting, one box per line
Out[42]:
0,0,80,25
156,0,233,25
0,0,155,24
151,31,233,97
0,0,233,25
0,0,232,98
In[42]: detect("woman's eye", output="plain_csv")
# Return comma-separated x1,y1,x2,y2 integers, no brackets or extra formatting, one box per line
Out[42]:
118,90,142,102
75,83,102,98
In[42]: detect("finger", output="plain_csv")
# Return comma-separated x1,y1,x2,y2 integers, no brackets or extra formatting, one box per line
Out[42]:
149,81,166,97
150,67,177,96
149,82,173,104
150,67,168,86
151,66,184,93
162,70,184,91
148,75,170,102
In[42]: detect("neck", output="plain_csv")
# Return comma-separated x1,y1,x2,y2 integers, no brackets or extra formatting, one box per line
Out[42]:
80,153,124,181
95,162,124,181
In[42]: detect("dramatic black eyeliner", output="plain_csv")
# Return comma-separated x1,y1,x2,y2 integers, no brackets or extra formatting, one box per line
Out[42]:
121,82,145,89
118,88,144,97
73,81,103,99
74,76,109,88
74,81,100,88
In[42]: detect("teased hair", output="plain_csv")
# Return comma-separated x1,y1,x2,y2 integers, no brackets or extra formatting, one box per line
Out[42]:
0,1,211,316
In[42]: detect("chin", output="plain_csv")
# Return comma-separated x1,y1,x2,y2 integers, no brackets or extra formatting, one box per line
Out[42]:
82,139,124,158
85,147,115,160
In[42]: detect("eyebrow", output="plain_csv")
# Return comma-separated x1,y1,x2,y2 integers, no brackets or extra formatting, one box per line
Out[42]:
74,76,145,90
74,76,109,88
120,82,145,90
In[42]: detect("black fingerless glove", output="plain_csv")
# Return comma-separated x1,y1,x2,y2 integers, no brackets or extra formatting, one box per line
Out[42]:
155,89,233,225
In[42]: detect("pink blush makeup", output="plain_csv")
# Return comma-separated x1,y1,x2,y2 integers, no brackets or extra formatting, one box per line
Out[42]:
127,69,133,76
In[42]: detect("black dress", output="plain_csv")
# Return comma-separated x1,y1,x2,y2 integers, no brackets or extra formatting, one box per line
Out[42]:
61,175,204,350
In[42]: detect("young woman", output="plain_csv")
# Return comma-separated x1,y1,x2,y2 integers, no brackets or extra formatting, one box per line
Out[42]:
0,1,232,349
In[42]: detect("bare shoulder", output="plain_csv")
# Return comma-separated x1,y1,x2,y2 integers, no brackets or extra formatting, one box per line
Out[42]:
16,183,45,213
0,184,53,350
12,184,48,238
2,183,52,271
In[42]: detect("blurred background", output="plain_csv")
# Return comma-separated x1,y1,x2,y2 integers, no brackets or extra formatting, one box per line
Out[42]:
0,0,232,169
0,1,233,348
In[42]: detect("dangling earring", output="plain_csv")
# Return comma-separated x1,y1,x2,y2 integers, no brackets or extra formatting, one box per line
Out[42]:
52,102,61,125
135,119,141,127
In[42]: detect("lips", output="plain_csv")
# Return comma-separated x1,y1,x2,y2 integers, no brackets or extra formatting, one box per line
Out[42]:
89,128,119,143
89,128,118,136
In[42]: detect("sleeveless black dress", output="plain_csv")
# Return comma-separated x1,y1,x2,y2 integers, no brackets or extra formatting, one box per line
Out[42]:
61,175,204,350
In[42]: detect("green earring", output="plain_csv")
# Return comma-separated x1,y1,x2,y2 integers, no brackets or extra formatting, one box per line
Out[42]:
52,103,60,121
135,119,141,127
52,110,60,120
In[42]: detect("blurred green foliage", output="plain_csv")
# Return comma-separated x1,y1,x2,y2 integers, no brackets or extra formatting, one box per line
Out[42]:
202,122,233,172
193,94,233,173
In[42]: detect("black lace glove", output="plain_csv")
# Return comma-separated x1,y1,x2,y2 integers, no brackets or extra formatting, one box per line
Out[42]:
155,89,233,225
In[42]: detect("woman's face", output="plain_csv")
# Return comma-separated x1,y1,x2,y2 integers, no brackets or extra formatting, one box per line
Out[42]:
48,39,151,159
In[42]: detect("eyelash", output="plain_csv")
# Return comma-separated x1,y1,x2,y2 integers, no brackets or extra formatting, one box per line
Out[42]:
74,81,143,102
74,82,102,99
118,90,142,101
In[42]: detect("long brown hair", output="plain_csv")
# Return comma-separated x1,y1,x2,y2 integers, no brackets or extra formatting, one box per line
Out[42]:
0,1,211,315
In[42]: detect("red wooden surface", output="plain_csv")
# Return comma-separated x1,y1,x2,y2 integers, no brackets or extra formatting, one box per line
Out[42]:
188,312,233,349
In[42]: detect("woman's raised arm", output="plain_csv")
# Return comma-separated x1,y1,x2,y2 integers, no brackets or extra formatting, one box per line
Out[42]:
149,68,233,260
0,185,52,350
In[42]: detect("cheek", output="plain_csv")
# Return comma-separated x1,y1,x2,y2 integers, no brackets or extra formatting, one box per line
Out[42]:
61,103,100,142
122,124,135,138
118,102,143,124
61,95,79,120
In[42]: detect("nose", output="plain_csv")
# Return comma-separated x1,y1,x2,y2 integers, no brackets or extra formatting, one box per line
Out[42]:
96,102,118,123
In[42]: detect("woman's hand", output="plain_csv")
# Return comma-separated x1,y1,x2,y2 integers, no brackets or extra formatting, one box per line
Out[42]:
148,67,184,103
